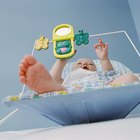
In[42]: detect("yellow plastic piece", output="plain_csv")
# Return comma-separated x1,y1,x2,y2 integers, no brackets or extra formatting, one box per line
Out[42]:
35,36,49,51
9,96,19,101
57,90,68,95
52,24,75,59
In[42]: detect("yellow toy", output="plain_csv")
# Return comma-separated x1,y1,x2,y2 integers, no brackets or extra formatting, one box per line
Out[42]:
35,36,49,51
52,24,75,59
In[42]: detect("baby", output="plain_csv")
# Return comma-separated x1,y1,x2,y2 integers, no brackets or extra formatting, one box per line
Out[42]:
19,39,139,94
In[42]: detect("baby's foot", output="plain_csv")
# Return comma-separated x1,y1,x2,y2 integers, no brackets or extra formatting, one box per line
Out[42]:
19,55,65,94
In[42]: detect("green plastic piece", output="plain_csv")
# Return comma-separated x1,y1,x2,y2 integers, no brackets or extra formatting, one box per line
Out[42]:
74,30,89,46
56,40,72,54
33,94,39,98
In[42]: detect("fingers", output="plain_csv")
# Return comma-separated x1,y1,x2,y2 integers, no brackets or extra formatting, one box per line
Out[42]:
94,38,108,49
98,38,103,44
94,43,101,49
98,38,105,48
104,43,108,50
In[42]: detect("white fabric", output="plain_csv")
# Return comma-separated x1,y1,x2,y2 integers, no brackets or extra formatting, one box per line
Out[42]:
62,68,97,85
62,59,132,78
62,60,140,89
1,117,140,140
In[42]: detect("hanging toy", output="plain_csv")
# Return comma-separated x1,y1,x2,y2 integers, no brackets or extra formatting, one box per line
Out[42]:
52,24,75,59
35,36,49,51
74,30,89,46
34,24,89,59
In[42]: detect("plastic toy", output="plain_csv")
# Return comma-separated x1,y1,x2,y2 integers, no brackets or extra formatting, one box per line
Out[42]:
74,30,89,46
35,36,49,51
34,24,89,59
52,24,75,59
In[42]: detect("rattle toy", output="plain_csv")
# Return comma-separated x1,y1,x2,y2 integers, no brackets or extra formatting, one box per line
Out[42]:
34,24,89,59
52,24,75,59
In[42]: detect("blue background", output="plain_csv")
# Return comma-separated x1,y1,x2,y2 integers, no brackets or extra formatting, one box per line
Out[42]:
0,0,140,131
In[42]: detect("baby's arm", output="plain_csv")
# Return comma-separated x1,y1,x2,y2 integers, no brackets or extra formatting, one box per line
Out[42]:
50,59,68,84
94,39,113,71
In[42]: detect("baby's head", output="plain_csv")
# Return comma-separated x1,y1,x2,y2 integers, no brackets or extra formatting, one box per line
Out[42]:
72,58,96,71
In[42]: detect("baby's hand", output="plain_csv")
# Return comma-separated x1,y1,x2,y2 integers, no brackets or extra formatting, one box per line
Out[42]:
94,39,108,60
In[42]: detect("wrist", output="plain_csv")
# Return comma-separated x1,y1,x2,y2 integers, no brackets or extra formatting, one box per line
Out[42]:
57,59,69,64
99,57,109,61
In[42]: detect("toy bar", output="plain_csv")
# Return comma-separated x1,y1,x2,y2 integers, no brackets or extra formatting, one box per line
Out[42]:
34,24,89,59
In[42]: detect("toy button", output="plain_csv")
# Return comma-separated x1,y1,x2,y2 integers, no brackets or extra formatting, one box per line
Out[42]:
61,48,67,53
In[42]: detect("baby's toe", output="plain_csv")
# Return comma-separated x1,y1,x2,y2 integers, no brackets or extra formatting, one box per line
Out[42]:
19,70,25,77
24,55,37,65
19,63,26,71
19,76,26,84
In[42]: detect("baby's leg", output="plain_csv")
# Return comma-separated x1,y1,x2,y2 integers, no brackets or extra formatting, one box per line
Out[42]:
19,55,65,94
109,73,139,85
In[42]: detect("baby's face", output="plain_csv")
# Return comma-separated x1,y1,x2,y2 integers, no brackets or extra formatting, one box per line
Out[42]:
72,58,96,71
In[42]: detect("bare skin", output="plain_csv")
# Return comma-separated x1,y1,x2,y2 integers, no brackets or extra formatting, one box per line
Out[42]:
72,58,97,71
19,39,139,94
19,55,65,93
